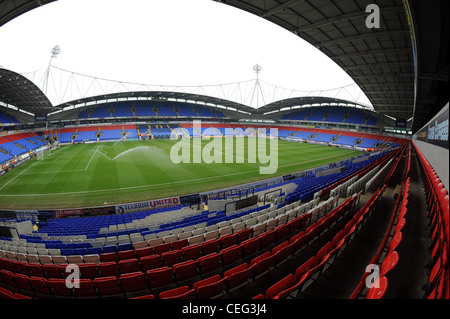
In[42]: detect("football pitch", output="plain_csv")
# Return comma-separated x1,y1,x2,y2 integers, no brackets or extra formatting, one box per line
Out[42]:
0,138,361,210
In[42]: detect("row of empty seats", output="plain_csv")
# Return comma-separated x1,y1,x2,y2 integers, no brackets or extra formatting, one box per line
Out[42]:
78,101,226,119
47,125,139,144
281,105,378,126
413,142,449,299
0,193,348,299
263,144,408,299
0,132,47,163
0,199,322,265
0,144,419,299
349,143,411,298
0,110,20,125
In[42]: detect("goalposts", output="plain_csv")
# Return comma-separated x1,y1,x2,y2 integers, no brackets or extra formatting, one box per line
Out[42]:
36,142,60,161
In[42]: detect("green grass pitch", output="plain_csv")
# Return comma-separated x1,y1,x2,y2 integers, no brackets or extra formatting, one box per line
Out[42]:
0,138,361,209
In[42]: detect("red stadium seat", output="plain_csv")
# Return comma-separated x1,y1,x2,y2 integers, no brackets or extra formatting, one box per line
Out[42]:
274,223,290,241
118,250,136,261
316,241,333,263
14,261,29,276
26,263,46,278
118,258,141,274
394,218,406,234
171,239,188,251
236,228,252,244
202,239,220,255
140,255,162,272
306,252,331,282
380,251,399,277
73,279,99,299
92,276,124,299
161,250,183,267
259,230,277,249
0,269,18,290
159,286,195,299
198,252,222,275
290,231,307,253
78,263,100,280
290,256,316,297
271,241,294,265
47,278,75,298
0,287,14,299
27,276,53,298
130,294,155,299
182,244,203,261
135,247,154,260
193,274,228,299
223,263,252,291
220,233,238,249
250,252,277,278
1,259,16,273
146,266,175,289
100,252,118,263
222,245,243,267
119,271,150,297
153,243,171,255
388,232,403,252
42,264,62,279
172,260,199,283
242,237,261,258
265,274,294,299
98,261,120,277
12,273,35,297
366,276,388,299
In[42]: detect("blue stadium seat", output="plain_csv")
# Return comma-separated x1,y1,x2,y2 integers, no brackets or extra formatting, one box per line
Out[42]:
103,245,118,254
74,248,89,255
118,243,133,252
60,249,74,256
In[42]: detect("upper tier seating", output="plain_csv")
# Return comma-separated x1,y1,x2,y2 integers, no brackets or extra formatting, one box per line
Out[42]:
280,106,378,126
0,111,21,125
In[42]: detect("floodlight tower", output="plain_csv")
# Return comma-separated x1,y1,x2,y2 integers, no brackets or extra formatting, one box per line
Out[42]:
43,45,61,95
250,64,264,109
253,64,262,79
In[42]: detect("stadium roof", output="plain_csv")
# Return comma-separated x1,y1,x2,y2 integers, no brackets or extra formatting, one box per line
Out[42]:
216,0,448,132
49,91,256,117
0,0,57,28
0,0,448,132
257,96,370,116
0,67,54,115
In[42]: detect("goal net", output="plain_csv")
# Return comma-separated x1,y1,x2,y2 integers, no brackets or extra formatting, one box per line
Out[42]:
36,150,44,161
36,142,59,161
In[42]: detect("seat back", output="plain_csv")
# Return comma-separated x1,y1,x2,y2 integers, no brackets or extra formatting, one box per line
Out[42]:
172,260,199,283
265,274,294,299
159,286,195,299
146,267,175,288
194,275,228,299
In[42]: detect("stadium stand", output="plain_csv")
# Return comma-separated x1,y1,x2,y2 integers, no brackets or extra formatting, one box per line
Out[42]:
0,0,447,303
75,101,226,120
99,126,123,141
0,111,21,125
324,106,348,123
0,133,47,160
280,106,378,126
4,142,438,300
